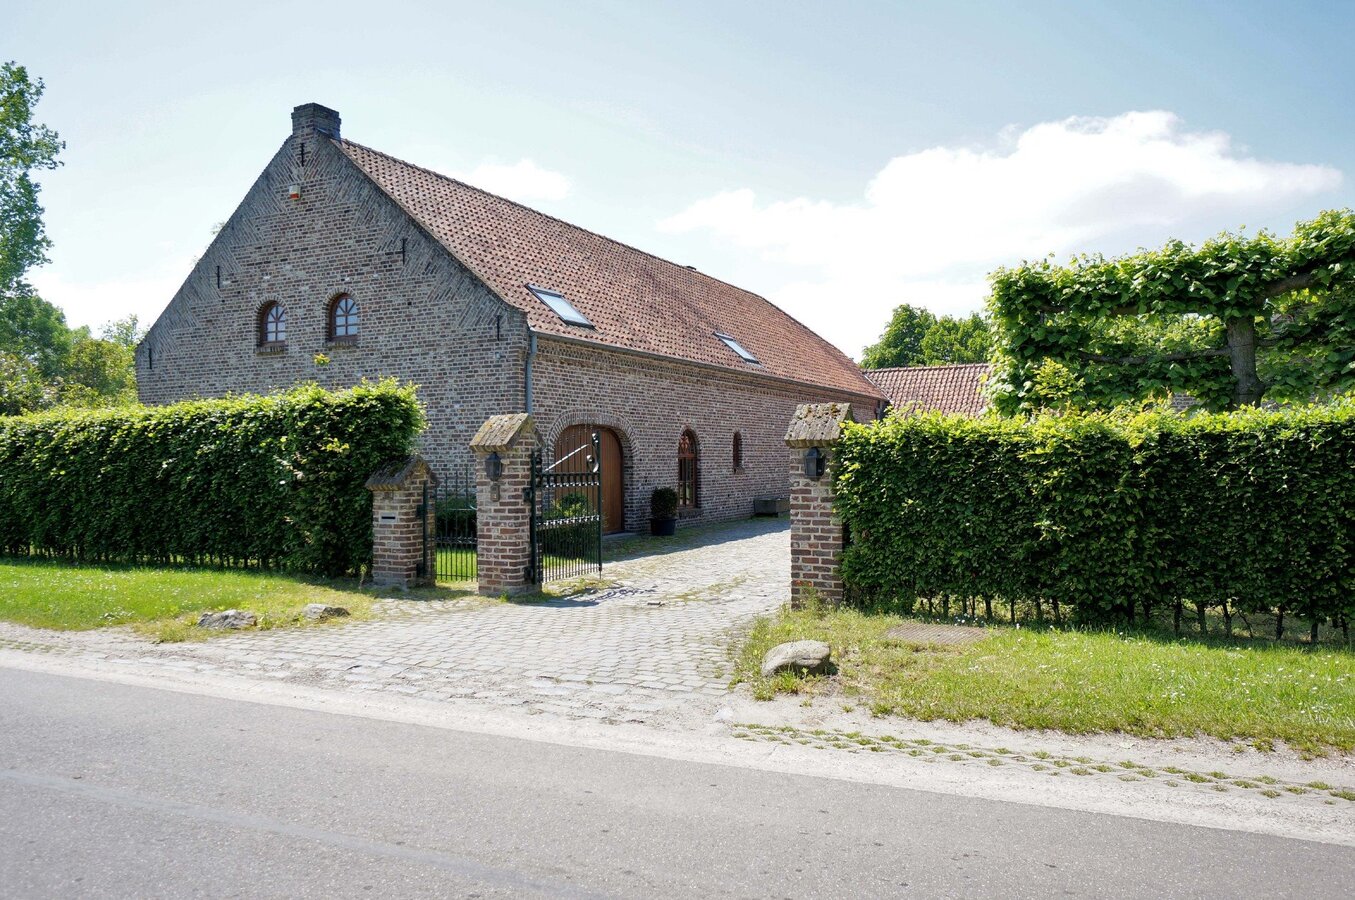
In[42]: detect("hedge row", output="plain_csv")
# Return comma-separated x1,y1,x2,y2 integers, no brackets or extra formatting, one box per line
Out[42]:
0,380,424,576
835,402,1355,628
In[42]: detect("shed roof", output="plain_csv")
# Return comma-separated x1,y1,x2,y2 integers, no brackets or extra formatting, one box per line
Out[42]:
863,363,992,416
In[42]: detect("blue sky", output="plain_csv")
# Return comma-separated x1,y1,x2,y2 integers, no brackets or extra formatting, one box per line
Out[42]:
8,0,1353,356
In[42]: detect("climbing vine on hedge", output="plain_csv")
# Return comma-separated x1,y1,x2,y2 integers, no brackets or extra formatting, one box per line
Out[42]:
0,380,424,576
834,403,1355,630
986,209,1355,413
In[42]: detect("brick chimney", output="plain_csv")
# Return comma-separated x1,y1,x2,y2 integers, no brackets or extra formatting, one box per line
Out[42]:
291,103,341,139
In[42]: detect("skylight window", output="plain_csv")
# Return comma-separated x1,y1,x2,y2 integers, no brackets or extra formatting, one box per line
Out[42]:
716,332,759,364
528,285,593,328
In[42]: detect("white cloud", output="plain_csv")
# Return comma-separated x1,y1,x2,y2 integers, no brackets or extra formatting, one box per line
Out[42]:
659,111,1343,356
28,262,192,333
458,159,572,203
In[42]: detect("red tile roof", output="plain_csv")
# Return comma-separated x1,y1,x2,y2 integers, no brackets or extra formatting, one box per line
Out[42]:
335,139,882,400
863,363,992,416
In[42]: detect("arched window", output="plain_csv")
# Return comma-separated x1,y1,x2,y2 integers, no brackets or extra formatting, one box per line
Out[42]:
732,431,743,472
259,302,286,346
328,294,359,341
678,428,699,509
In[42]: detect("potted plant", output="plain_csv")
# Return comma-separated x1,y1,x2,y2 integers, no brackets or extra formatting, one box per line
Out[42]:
650,487,678,536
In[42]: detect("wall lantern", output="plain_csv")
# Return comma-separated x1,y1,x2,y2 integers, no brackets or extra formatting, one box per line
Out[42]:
485,452,504,482
288,183,301,200
803,446,826,480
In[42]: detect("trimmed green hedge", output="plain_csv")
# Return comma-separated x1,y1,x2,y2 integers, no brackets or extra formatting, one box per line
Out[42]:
835,402,1355,628
0,380,424,576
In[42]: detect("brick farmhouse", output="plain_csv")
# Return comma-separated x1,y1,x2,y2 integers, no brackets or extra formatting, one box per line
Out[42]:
138,104,884,533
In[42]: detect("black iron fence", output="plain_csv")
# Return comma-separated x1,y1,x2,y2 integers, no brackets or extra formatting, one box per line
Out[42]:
427,466,477,583
530,433,603,584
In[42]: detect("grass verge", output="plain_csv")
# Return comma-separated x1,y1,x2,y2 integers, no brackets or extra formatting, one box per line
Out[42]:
734,602,1355,755
0,556,387,641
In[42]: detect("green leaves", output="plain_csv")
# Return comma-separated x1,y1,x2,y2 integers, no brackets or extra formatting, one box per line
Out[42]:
0,380,424,576
987,210,1355,413
0,62,64,296
835,403,1355,627
861,303,992,368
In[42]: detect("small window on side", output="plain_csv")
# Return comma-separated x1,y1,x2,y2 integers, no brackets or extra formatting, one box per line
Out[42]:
259,302,286,347
732,431,743,472
716,332,758,364
528,285,593,328
678,428,699,509
329,294,359,342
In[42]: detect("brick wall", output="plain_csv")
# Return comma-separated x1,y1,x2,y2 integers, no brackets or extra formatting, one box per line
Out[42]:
530,337,878,533
135,128,526,480
470,414,538,595
368,458,437,588
788,447,844,606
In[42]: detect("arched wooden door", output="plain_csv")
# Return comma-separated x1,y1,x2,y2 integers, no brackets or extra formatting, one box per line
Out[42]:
556,425,625,534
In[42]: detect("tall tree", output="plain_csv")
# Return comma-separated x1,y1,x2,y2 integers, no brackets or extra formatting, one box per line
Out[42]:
861,303,991,368
99,314,143,349
0,62,63,295
0,281,74,376
917,313,991,365
0,349,52,414
987,210,1355,413
55,315,144,407
57,337,137,407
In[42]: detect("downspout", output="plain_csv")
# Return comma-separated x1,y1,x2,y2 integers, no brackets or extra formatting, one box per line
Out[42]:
524,331,536,414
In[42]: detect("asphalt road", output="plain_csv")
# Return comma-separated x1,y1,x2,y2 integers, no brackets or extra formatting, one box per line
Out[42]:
1,668,1350,898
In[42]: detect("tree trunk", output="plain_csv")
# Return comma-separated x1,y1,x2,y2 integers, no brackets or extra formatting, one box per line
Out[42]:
1274,610,1285,641
984,597,993,621
1225,316,1266,407
1221,600,1233,638
1196,600,1208,636
1173,600,1183,637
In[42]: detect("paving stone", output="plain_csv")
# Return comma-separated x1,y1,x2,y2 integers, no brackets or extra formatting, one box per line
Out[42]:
0,519,789,725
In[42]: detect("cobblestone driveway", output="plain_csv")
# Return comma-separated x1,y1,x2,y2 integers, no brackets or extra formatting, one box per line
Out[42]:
0,519,790,723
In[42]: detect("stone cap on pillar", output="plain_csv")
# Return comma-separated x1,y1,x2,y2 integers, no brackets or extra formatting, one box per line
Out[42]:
470,413,537,453
785,403,852,447
365,455,438,491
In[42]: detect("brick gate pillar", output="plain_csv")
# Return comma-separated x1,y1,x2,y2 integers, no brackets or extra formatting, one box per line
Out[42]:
785,403,852,608
471,413,540,597
365,456,438,589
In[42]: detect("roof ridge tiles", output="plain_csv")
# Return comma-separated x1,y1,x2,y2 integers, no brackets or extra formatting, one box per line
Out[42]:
332,135,883,399
337,137,764,301
866,362,992,373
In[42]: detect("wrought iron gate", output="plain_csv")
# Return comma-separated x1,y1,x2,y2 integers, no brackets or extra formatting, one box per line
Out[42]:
529,431,603,584
427,465,477,583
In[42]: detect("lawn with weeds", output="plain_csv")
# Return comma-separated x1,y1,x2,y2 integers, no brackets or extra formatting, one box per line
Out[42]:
0,556,384,641
734,602,1355,754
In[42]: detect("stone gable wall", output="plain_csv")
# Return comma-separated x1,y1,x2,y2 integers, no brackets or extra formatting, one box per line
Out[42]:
136,135,527,479
530,337,878,532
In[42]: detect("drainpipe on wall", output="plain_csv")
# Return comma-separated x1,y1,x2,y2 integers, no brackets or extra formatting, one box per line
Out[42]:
524,332,536,413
